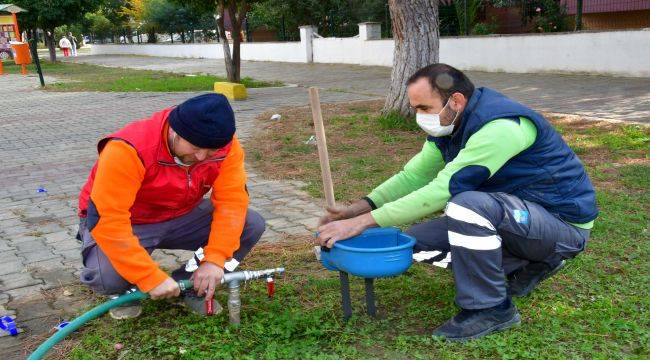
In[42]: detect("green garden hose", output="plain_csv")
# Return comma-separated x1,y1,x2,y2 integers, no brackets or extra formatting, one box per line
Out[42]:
27,280,193,360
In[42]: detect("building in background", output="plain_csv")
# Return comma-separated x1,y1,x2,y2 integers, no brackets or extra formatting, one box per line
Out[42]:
562,0,650,30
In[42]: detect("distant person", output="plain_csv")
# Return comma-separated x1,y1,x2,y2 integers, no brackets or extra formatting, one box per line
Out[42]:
59,36,72,57
68,32,78,56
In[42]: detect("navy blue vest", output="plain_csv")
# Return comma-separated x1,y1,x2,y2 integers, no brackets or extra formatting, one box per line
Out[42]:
428,87,598,224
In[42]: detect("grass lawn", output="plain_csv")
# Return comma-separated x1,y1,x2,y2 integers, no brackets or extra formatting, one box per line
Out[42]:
55,101,647,359
0,59,282,91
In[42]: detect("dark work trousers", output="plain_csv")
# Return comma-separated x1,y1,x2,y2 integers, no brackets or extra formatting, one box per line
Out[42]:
79,199,265,295
408,191,590,310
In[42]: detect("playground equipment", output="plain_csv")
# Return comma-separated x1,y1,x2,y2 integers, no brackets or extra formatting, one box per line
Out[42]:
27,267,285,360
0,4,26,75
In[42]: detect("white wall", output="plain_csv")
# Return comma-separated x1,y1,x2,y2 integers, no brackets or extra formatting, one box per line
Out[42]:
91,29,650,77
91,43,225,59
91,42,306,63
439,30,650,77
240,42,305,63
312,37,394,67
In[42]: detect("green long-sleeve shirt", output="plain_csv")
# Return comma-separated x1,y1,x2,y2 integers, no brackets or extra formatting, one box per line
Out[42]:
367,117,594,229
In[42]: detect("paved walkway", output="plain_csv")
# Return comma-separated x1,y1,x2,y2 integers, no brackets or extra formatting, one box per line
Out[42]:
0,73,374,358
66,55,650,123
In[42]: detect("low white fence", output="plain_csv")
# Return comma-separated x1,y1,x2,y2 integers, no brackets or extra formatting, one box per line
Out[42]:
91,25,650,77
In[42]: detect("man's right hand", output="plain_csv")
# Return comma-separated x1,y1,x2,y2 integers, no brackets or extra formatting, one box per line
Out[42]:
318,200,372,226
148,277,180,300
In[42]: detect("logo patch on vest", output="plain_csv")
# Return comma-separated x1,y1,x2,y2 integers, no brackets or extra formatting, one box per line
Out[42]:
512,209,529,225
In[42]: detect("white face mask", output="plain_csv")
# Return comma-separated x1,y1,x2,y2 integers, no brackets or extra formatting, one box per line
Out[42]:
415,98,460,137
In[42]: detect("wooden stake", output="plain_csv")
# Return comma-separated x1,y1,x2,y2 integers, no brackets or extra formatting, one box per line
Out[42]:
308,87,336,208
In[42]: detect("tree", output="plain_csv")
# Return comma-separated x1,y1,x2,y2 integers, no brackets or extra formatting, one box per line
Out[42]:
85,12,113,43
383,0,439,117
141,0,210,44
491,0,569,32
122,0,155,42
99,0,132,42
13,0,102,61
249,0,387,40
454,0,483,35
181,0,260,83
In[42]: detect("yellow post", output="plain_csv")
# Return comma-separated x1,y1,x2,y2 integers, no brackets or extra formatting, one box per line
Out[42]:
214,82,248,100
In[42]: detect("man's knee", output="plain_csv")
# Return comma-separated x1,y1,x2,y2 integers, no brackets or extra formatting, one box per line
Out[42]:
406,217,451,252
245,208,266,244
80,262,131,295
447,191,502,228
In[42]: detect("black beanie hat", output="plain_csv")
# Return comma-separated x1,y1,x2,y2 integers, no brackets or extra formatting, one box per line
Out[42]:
168,93,236,149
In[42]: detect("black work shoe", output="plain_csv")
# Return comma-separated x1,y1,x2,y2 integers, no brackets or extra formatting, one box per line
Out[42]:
171,266,193,282
432,299,521,341
508,260,565,297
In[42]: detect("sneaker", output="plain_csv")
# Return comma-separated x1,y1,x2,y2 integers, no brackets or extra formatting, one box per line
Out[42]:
432,299,521,341
507,260,565,297
183,290,223,316
108,298,143,320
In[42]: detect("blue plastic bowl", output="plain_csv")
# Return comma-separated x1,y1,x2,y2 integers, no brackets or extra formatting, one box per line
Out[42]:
320,227,416,278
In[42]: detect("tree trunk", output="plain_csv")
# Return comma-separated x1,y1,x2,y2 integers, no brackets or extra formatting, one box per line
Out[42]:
383,0,439,117
45,29,57,62
228,0,246,82
216,1,235,82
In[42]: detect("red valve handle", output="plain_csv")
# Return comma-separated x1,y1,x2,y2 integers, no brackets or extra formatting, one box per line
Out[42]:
205,298,214,316
266,276,275,299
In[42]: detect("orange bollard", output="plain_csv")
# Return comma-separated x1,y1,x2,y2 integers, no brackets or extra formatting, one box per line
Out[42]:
0,60,4,75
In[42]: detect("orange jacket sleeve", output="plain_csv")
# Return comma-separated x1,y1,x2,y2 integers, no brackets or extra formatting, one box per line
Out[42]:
89,140,169,292
202,136,250,267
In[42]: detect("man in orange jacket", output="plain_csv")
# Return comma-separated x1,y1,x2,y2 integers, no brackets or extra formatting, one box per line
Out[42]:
77,93,265,319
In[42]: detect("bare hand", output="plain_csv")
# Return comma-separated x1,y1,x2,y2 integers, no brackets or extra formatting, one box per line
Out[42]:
148,277,180,300
318,205,356,226
316,213,377,248
192,261,224,300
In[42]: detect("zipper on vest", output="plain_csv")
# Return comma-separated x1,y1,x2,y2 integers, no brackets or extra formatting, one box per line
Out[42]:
186,169,192,186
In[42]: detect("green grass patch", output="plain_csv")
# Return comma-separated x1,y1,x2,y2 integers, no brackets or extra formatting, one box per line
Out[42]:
377,109,420,131
64,101,649,358
0,59,282,91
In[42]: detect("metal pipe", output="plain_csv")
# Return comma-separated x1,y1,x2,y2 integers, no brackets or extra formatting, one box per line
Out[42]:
220,268,284,325
227,282,241,325
221,267,284,285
